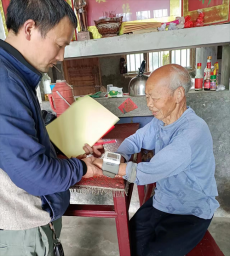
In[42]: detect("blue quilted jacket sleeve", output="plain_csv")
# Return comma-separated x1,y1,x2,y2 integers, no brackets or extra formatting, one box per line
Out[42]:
0,72,84,196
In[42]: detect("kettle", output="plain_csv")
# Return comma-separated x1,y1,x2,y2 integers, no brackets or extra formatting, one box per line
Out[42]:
128,60,148,96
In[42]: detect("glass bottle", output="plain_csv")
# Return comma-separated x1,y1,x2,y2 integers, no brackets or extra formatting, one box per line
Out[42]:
42,73,52,101
214,62,219,86
210,75,217,91
204,56,212,91
195,63,203,91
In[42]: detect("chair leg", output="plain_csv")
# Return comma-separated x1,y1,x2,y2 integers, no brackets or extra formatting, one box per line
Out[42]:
143,184,155,204
126,183,134,211
137,185,145,206
187,231,225,256
113,193,131,256
136,151,146,207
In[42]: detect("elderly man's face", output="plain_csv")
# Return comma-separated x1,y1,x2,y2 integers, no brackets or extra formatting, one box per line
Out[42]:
28,17,74,73
145,75,177,122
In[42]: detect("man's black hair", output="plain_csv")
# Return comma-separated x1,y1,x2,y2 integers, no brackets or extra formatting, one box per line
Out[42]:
6,0,78,37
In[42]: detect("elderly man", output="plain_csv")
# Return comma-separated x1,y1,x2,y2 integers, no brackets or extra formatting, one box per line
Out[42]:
0,0,102,255
94,64,219,256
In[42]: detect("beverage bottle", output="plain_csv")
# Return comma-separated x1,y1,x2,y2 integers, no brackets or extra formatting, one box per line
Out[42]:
214,62,219,86
42,73,52,101
195,63,203,91
210,75,217,91
204,56,212,91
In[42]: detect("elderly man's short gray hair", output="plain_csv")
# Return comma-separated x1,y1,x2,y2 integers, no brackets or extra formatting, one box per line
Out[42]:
169,65,192,94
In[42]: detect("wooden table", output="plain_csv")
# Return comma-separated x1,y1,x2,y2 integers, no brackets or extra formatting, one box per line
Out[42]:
64,123,140,256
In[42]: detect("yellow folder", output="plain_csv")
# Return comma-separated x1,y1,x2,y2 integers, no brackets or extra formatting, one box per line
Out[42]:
46,95,119,158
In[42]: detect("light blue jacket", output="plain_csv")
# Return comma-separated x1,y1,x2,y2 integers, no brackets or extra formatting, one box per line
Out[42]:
117,108,219,219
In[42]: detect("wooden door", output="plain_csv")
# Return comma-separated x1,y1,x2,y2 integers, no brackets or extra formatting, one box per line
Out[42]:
63,58,101,96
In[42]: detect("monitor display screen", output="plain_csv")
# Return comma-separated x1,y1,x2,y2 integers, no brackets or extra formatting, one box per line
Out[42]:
107,153,118,160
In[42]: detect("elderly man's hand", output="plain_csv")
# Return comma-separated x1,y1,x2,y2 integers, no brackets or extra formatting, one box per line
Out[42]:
81,156,103,178
93,158,103,169
118,163,127,176
83,139,104,156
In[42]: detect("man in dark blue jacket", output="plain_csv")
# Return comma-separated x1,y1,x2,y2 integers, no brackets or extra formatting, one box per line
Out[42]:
0,0,102,254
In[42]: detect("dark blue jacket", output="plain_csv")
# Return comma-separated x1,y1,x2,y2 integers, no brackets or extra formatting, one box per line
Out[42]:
0,40,86,221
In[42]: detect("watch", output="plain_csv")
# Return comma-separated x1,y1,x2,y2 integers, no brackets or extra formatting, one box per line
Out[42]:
102,152,121,178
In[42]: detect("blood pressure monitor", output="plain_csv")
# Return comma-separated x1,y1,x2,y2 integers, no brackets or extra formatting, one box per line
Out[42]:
102,152,121,178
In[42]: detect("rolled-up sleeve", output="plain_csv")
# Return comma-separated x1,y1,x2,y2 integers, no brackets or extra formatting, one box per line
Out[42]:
124,135,192,185
117,119,157,161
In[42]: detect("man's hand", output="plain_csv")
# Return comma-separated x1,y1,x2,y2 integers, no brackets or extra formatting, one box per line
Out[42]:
83,139,104,156
82,156,103,178
75,154,87,160
93,158,103,169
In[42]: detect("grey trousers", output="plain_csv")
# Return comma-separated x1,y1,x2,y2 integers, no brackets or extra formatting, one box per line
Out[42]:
0,218,62,256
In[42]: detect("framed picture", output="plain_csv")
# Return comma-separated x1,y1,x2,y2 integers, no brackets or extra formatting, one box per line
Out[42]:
0,0,10,36
182,0,230,25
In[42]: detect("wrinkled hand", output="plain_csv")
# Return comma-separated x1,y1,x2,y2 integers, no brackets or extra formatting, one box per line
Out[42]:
82,156,103,178
93,158,103,169
83,139,104,156
118,163,127,176
75,154,87,160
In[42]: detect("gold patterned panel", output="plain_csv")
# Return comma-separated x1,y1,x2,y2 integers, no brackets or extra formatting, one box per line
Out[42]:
0,0,8,36
170,0,181,17
183,0,230,25
88,26,102,39
88,16,179,39
65,0,77,40
120,17,176,35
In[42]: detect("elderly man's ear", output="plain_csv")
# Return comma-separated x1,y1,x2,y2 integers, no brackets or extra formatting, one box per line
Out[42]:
175,86,185,104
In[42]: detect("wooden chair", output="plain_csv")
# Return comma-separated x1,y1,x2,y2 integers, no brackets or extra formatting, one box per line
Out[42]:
138,185,225,256
64,123,140,256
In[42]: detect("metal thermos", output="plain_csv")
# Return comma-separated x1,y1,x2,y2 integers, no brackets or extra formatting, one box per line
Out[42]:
128,60,148,96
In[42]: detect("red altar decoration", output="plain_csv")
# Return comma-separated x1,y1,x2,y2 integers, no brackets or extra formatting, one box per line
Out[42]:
0,0,9,31
182,0,230,25
1,0,9,14
189,0,223,11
